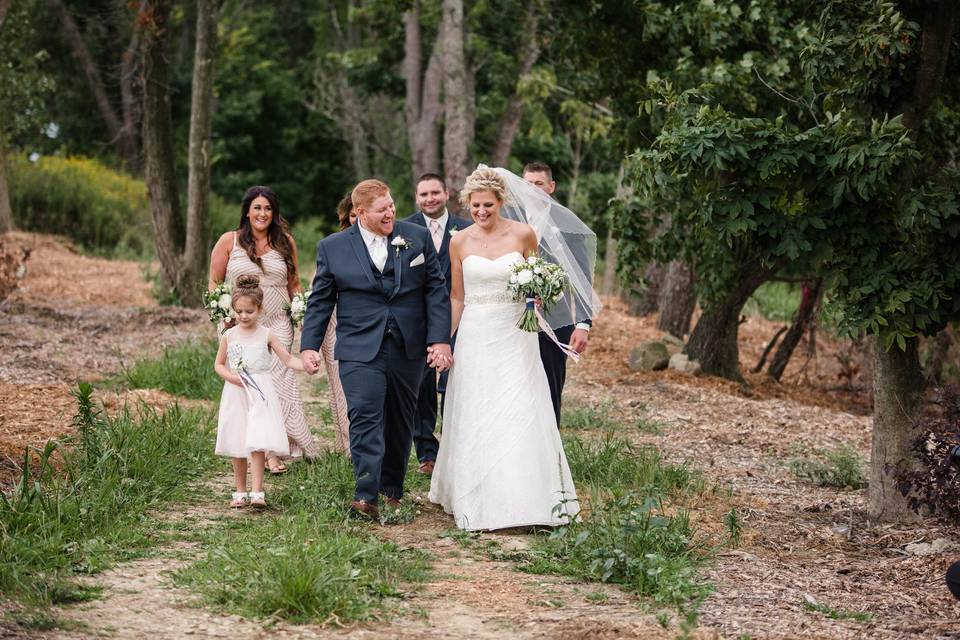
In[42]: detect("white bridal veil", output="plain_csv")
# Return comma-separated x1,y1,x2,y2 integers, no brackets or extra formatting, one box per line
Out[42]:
482,164,603,330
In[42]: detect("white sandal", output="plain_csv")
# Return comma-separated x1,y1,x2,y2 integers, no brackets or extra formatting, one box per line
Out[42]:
230,492,249,508
249,491,266,509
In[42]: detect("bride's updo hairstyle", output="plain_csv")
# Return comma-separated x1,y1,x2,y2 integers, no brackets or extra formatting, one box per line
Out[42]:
232,274,264,309
459,167,509,208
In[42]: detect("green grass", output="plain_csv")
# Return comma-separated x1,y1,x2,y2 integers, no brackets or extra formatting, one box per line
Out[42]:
561,402,619,431
788,445,867,489
802,600,872,622
514,434,711,619
120,339,221,401
0,383,217,623
174,452,430,624
745,282,800,322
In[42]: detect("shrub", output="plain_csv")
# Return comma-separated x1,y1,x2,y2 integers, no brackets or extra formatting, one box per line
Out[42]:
8,155,152,256
897,386,960,518
788,445,866,489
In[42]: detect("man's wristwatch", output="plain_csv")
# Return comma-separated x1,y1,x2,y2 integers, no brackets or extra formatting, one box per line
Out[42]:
575,322,591,332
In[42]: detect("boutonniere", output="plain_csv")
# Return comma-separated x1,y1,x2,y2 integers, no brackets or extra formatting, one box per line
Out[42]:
391,235,409,256
449,226,460,237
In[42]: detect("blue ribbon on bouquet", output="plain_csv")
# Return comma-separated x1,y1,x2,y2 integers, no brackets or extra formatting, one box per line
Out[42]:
237,367,267,403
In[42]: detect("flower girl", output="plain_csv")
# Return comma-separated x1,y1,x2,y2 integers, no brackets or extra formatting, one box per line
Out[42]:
214,274,305,508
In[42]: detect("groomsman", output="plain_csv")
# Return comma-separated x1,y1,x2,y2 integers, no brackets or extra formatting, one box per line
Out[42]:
401,174,473,474
522,161,592,427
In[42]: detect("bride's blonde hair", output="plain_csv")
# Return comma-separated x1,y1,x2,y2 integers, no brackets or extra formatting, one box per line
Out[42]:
459,167,509,208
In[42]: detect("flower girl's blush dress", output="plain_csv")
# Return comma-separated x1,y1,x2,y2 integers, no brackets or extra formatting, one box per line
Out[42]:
215,326,291,458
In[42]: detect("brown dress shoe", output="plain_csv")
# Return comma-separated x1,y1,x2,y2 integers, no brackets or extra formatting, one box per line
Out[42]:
350,499,380,519
418,460,435,475
384,497,402,509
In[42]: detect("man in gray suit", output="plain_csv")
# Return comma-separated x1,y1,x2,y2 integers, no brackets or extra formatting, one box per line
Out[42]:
400,173,472,474
300,179,451,518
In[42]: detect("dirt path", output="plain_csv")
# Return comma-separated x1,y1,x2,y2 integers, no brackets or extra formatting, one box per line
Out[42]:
3,232,959,639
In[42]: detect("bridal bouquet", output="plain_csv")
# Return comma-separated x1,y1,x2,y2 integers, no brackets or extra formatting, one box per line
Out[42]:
203,282,235,329
507,256,568,332
285,290,310,328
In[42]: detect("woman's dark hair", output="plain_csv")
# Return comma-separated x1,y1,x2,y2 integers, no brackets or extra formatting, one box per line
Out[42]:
238,186,297,279
336,192,354,230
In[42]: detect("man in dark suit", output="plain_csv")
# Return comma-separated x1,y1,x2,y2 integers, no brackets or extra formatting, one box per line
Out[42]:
400,173,473,474
522,161,592,428
300,179,452,518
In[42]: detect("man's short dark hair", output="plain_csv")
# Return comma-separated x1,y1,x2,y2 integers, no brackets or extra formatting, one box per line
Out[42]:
522,162,553,181
416,173,446,190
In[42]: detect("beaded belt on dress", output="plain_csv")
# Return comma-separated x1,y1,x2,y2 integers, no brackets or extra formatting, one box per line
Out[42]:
464,291,515,305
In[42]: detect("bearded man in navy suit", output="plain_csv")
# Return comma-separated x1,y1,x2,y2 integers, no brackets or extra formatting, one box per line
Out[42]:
300,179,452,518
399,173,473,474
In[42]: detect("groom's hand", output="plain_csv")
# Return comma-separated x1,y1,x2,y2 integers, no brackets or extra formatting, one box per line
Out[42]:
569,328,589,354
300,349,321,374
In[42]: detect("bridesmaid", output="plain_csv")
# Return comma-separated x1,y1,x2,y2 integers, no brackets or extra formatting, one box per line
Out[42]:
321,193,355,455
209,186,319,472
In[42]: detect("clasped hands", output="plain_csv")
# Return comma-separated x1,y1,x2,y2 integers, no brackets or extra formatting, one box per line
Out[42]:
427,343,453,372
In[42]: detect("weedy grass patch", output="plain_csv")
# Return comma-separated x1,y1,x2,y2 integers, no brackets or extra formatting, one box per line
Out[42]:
120,339,221,401
0,384,217,626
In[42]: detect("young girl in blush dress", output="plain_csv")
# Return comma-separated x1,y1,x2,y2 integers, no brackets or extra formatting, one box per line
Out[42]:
214,275,305,508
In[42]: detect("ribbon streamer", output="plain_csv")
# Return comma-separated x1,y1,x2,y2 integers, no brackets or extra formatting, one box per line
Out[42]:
237,366,267,403
535,307,581,363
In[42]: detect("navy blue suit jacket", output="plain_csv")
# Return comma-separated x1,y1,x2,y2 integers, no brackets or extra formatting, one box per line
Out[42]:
300,221,451,363
400,212,473,293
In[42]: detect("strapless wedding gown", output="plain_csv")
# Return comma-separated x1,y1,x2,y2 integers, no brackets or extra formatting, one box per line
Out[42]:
428,251,579,530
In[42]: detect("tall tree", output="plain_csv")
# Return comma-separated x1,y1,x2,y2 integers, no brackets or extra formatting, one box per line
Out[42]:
140,0,218,306
47,0,138,169
404,0,442,186
441,0,469,197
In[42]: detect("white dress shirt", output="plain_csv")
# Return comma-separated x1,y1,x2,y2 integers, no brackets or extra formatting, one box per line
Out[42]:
358,221,388,272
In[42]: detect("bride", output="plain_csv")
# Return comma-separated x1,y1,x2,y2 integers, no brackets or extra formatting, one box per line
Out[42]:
428,166,597,531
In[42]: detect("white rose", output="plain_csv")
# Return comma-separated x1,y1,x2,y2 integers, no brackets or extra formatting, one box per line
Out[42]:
533,267,542,274
509,274,518,284
290,299,305,314
527,256,537,265
517,270,534,285
218,293,233,310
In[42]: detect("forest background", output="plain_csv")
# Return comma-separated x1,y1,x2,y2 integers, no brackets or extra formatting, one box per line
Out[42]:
1,0,960,523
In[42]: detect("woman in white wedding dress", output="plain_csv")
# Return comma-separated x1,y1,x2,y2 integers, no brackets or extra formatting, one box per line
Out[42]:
428,167,579,531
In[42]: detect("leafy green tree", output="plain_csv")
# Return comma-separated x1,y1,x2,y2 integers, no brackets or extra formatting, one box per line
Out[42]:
0,0,55,232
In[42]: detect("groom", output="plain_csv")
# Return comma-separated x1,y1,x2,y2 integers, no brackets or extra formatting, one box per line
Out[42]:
300,179,452,518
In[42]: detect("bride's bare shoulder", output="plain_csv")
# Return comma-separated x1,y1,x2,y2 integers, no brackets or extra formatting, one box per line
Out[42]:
511,221,537,242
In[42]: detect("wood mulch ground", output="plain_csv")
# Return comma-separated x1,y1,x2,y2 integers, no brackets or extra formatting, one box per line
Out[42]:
1,231,958,639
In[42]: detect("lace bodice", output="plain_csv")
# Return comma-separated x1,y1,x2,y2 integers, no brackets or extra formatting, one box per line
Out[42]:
225,326,274,374
462,251,524,306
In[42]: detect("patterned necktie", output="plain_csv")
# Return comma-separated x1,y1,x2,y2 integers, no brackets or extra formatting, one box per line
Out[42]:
370,236,387,272
429,219,443,252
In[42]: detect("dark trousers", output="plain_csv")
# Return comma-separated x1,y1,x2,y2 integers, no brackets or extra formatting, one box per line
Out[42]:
538,324,574,428
412,363,442,462
338,332,424,504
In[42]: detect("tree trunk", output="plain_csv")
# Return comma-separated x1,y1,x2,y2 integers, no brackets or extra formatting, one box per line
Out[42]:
869,337,926,521
656,259,695,338
404,2,442,185
601,231,618,296
140,0,184,296
0,0,13,33
119,1,145,173
925,327,953,385
0,145,12,233
902,1,959,135
489,0,542,167
181,0,218,307
49,0,137,168
441,0,469,201
684,260,772,381
767,279,822,382
629,262,665,316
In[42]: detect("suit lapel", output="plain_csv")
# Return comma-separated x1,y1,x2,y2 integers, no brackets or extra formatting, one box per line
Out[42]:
347,224,378,291
388,228,403,299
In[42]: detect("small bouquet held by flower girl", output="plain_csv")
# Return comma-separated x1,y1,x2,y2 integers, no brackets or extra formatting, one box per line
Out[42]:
285,291,310,328
507,255,568,332
203,282,234,330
